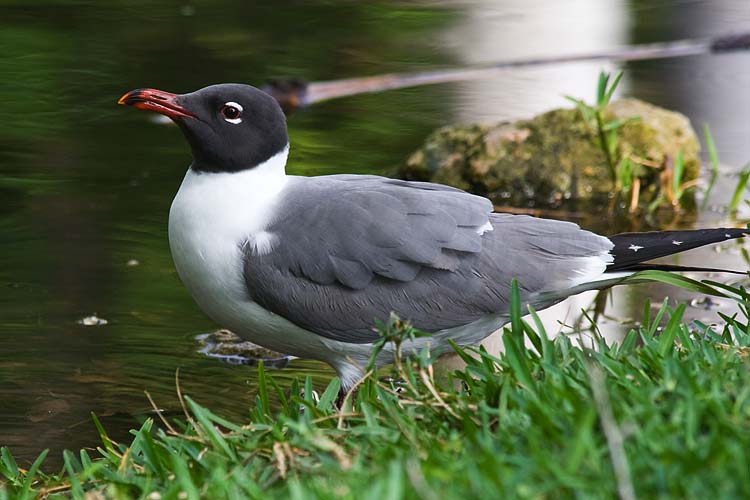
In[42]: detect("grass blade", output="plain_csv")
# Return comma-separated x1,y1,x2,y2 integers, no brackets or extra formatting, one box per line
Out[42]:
603,70,624,105
596,71,609,107
729,167,750,215
448,339,478,366
19,449,47,500
673,150,685,200
63,450,84,498
658,304,686,356
503,280,537,395
623,270,728,298
648,299,670,337
317,377,341,410
184,396,237,461
0,447,19,482
701,123,719,209
90,412,117,459
257,361,271,418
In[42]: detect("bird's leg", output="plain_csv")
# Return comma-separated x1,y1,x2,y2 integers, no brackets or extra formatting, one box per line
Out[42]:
335,388,348,409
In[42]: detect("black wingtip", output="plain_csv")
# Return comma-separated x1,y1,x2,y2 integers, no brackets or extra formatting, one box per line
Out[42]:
607,228,749,273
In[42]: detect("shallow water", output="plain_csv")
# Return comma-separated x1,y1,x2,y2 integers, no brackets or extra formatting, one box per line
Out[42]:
1,0,749,466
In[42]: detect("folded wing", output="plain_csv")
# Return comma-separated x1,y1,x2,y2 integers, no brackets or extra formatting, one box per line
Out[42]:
243,175,613,343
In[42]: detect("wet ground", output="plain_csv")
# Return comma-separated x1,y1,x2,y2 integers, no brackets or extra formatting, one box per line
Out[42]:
1,0,749,466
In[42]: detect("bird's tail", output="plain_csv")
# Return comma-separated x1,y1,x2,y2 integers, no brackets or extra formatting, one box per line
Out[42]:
606,228,749,274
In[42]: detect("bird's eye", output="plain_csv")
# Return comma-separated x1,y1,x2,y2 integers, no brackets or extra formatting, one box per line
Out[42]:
222,105,240,119
221,101,243,124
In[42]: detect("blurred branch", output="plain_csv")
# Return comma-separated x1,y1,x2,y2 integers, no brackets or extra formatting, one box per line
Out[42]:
264,32,750,112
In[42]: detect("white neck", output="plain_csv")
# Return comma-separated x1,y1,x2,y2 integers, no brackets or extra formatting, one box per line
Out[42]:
196,144,289,188
170,145,290,241
237,144,289,183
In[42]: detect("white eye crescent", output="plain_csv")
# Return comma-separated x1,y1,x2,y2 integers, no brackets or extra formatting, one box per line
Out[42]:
221,101,243,124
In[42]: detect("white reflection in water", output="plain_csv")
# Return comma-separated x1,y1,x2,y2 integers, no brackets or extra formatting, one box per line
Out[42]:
447,0,628,122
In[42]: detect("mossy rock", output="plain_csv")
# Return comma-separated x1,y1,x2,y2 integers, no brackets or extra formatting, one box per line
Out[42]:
397,98,700,207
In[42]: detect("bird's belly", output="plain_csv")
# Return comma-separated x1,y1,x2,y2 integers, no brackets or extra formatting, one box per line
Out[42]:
167,211,342,361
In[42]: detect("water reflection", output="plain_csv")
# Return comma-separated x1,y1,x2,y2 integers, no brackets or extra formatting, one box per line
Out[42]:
451,0,628,122
0,0,748,467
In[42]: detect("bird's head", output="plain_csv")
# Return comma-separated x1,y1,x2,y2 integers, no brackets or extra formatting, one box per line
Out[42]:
118,83,288,173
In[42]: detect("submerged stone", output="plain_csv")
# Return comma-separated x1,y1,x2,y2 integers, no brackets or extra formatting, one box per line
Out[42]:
196,329,292,368
397,98,700,207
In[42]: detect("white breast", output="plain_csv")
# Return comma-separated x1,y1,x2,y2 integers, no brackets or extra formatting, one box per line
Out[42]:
168,151,281,313
167,147,336,360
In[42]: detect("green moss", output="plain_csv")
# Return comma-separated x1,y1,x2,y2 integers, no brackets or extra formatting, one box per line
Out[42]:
607,98,701,180
399,99,701,207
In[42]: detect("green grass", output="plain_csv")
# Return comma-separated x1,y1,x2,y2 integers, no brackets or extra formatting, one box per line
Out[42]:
729,166,750,217
2,278,750,499
565,70,626,184
701,123,720,210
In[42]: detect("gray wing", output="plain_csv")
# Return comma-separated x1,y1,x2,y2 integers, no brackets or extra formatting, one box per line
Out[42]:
243,175,612,343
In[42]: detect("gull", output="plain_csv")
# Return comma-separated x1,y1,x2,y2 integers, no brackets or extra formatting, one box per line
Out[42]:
119,83,748,389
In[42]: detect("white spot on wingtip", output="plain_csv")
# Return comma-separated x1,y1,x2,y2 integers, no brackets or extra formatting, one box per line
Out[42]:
629,244,643,252
672,240,683,246
725,233,732,238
